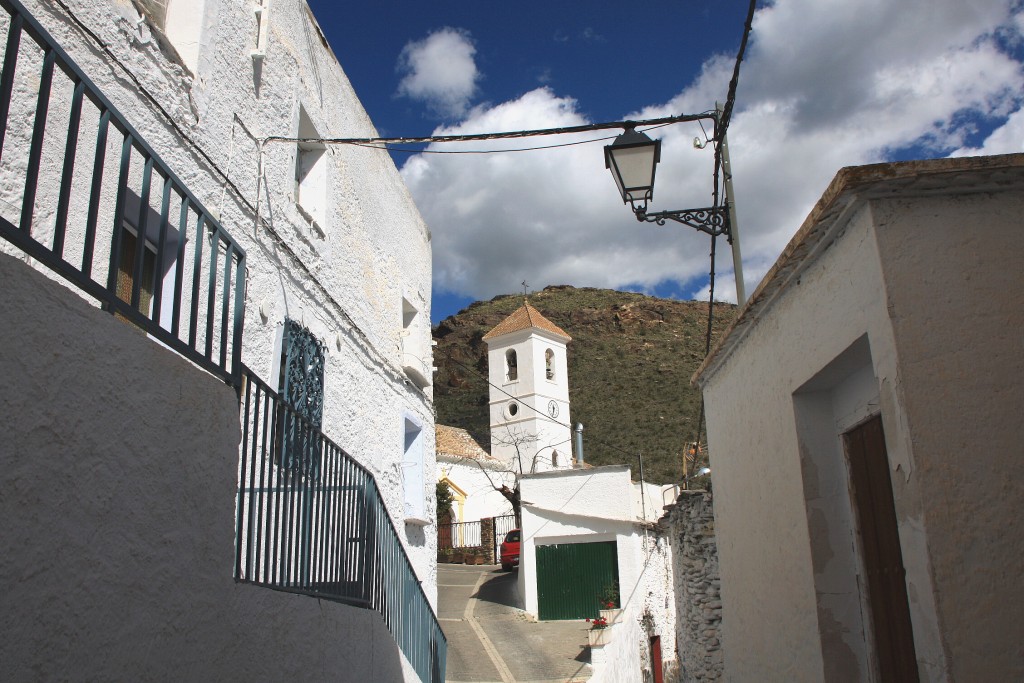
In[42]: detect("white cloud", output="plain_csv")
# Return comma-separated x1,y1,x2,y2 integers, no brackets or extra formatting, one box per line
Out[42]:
404,0,1024,306
397,28,479,118
951,107,1024,155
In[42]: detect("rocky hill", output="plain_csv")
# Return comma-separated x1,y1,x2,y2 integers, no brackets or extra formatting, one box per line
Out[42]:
432,285,736,484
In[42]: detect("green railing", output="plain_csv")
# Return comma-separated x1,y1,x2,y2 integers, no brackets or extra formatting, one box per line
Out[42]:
237,367,446,682
0,0,245,385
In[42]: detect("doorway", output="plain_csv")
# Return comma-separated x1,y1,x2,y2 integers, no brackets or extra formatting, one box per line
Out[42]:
844,415,919,681
535,540,618,620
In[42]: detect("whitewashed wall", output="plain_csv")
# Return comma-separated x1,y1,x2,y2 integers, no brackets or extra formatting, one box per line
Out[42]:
1,0,437,679
0,250,419,682
519,466,682,682
438,456,515,523
4,0,436,591
696,161,1024,682
518,466,638,616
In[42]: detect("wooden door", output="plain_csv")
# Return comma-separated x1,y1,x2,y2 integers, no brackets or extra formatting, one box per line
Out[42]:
844,415,919,681
650,635,663,683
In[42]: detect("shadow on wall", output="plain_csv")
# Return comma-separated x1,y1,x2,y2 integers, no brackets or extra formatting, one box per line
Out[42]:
0,251,411,682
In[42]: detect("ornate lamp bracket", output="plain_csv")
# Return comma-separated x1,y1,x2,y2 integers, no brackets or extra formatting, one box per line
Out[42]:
634,205,731,240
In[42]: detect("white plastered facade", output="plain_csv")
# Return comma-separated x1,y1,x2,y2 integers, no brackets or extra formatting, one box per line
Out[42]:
695,156,1024,682
0,0,436,679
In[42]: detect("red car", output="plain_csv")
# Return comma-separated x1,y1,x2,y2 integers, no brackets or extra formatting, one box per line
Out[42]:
500,529,520,571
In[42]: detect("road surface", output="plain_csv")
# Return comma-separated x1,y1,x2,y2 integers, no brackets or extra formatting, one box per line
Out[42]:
438,563,592,683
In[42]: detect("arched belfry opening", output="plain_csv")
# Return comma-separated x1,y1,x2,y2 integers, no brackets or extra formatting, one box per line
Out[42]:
505,349,518,381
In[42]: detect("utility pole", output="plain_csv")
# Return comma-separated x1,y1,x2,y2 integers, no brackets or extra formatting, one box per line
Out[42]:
718,103,746,305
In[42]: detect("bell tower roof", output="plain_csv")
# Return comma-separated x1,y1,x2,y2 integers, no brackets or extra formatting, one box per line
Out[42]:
482,302,571,342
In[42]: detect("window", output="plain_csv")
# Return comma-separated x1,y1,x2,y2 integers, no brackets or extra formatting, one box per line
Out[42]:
505,349,518,381
113,190,182,327
552,450,559,467
278,318,325,478
403,416,427,523
545,348,555,380
295,107,327,231
114,225,157,317
401,296,431,388
506,401,519,418
135,0,208,74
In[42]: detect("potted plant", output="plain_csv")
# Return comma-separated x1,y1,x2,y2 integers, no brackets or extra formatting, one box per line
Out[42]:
586,615,611,647
451,550,465,564
598,584,622,624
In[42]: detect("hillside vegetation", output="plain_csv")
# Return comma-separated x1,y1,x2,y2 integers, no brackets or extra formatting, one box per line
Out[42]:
432,285,736,484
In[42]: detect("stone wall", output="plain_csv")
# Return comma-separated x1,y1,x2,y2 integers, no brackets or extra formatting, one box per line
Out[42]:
662,490,722,681
481,517,496,564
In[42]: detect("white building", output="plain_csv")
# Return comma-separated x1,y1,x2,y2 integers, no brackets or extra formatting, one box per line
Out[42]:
695,154,1024,682
483,302,574,473
0,0,441,680
518,465,681,683
436,424,515,525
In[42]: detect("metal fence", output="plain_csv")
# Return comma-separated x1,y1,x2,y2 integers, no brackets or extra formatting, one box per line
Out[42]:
493,514,517,558
438,520,481,550
0,0,245,385
236,368,446,682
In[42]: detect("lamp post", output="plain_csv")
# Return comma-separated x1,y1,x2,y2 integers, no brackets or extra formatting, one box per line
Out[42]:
604,123,746,304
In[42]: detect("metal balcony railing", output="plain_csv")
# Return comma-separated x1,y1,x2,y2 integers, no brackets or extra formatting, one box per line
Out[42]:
237,367,446,682
0,0,245,385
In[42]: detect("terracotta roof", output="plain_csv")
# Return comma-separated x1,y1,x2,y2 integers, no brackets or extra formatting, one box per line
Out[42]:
435,424,494,460
481,302,571,342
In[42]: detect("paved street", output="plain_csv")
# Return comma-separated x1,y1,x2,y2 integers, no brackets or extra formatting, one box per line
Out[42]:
439,563,592,683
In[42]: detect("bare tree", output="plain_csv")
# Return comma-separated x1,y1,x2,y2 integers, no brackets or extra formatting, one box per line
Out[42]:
455,427,540,528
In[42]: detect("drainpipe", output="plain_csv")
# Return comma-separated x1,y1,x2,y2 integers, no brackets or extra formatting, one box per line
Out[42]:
574,423,584,466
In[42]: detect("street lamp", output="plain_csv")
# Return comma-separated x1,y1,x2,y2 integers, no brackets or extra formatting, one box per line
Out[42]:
604,123,746,303
603,128,661,211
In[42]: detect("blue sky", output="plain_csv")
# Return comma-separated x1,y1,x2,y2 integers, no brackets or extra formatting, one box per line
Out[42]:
308,0,1024,324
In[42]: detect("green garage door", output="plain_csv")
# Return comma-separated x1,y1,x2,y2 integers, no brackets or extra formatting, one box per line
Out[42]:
536,541,619,620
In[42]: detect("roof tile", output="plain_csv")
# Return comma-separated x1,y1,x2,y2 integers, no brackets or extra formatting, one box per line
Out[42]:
436,424,495,460
482,302,571,342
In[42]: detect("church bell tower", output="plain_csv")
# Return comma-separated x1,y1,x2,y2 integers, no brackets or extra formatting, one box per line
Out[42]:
483,302,573,473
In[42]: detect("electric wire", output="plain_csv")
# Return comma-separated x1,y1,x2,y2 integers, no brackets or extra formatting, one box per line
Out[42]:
347,133,620,155
60,0,755,476
260,111,717,149
684,0,758,483
345,120,684,155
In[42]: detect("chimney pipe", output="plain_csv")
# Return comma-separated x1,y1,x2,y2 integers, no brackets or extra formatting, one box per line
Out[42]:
574,423,584,466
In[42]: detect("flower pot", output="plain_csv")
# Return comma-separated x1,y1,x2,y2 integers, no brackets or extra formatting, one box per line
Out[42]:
588,628,611,648
600,608,623,625
451,553,465,564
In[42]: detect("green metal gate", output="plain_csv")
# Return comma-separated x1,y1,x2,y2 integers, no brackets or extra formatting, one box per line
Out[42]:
536,541,619,620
